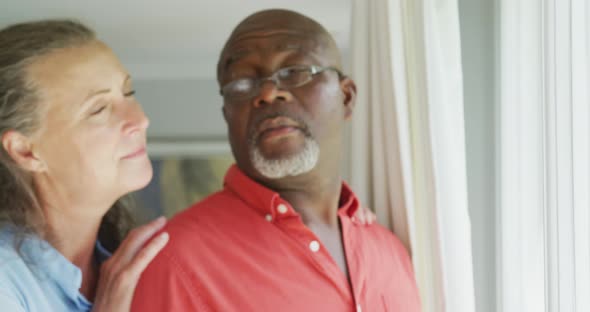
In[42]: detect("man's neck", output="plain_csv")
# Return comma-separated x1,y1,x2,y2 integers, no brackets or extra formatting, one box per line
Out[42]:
265,169,343,228
265,168,350,277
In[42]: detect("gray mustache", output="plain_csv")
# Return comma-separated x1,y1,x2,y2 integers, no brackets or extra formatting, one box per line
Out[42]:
248,113,312,145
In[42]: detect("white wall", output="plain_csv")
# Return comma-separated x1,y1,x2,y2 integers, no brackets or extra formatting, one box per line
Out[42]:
458,0,497,311
135,78,226,140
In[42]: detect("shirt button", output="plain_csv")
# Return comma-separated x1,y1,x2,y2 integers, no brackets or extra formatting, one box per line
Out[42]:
309,240,320,252
265,214,273,222
277,204,288,214
356,304,362,312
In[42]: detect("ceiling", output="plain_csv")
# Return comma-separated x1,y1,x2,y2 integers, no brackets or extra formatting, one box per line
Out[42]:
1,0,352,79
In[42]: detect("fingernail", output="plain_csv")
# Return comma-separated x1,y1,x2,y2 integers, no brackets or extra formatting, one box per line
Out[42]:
158,232,169,242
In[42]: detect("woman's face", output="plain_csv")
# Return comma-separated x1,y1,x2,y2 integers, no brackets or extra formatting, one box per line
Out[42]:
28,40,152,209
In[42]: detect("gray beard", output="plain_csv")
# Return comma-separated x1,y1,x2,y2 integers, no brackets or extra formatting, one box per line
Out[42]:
250,137,320,179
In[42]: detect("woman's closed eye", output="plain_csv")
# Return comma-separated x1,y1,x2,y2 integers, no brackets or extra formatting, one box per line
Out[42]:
89,99,110,116
90,105,107,116
89,90,135,116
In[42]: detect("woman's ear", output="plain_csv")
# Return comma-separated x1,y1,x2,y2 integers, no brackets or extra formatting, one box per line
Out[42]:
340,76,357,120
2,130,45,172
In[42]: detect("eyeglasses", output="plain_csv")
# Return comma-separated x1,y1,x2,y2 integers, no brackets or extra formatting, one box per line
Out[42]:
220,65,343,101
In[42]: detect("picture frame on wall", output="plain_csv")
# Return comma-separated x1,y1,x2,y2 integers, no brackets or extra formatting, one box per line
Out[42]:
130,138,234,224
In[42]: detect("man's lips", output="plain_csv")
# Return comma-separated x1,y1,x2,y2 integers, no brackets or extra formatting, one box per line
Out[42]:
255,117,303,142
258,125,300,141
122,147,146,159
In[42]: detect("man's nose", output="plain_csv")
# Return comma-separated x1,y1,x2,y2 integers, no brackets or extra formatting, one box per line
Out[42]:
253,79,293,108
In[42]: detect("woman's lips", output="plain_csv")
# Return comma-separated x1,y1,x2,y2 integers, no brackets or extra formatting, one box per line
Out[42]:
122,147,146,159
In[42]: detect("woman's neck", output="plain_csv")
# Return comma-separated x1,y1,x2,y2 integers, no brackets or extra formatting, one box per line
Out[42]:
34,174,114,301
43,203,104,301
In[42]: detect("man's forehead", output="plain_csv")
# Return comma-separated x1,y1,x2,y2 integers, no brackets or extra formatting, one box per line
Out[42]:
216,11,342,81
221,33,325,68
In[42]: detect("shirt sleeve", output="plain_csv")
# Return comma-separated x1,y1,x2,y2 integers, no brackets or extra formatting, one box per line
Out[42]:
131,250,210,312
0,290,26,312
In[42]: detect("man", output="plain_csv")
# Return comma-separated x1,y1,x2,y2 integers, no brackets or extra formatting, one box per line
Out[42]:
132,9,421,312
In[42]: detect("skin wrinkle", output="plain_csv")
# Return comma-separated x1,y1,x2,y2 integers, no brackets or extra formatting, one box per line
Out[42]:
223,36,319,71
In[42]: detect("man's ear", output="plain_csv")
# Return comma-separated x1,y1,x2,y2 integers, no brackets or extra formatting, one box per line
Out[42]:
340,77,357,120
1,130,46,172
222,105,229,123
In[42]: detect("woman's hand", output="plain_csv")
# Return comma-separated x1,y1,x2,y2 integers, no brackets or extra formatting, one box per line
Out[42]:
92,216,169,312
354,206,377,225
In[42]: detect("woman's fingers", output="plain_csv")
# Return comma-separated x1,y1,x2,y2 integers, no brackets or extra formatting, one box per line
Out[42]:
93,219,170,312
123,231,169,284
367,208,376,223
355,206,376,225
112,216,167,265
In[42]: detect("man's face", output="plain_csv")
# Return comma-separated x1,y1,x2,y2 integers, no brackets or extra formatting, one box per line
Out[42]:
218,31,355,181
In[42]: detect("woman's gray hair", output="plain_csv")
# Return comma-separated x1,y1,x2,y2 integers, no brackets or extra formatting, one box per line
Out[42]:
0,19,133,252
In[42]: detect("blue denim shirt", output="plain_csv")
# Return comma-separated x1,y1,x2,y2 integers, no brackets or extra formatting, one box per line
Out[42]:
0,228,111,311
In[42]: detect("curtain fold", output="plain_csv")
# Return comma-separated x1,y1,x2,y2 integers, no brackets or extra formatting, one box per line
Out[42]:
348,0,475,311
497,0,590,310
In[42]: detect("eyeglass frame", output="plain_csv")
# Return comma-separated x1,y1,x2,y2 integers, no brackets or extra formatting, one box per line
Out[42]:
219,64,344,101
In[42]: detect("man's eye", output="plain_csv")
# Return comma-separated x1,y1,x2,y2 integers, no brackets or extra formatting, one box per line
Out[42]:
278,67,301,79
230,79,254,93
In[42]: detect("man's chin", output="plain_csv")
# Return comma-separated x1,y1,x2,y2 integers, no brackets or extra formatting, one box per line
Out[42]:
255,142,305,160
257,150,300,162
249,139,320,180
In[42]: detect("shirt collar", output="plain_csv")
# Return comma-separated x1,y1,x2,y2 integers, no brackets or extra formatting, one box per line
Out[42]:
95,240,112,264
1,228,112,307
223,164,360,219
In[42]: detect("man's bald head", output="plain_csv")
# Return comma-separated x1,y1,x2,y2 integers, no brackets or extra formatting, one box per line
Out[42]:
217,9,342,82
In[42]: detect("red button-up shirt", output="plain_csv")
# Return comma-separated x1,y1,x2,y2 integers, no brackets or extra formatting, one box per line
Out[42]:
131,165,421,311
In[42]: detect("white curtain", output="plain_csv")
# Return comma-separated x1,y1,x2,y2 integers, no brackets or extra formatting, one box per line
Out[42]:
497,0,590,311
347,0,475,311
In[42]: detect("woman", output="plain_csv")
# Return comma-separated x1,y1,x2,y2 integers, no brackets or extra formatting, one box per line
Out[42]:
0,20,168,311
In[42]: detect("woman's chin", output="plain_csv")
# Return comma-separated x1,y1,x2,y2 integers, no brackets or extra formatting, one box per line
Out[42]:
121,162,153,194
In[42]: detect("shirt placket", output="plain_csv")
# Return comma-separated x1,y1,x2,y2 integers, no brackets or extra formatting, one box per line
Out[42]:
268,200,354,303
340,214,364,312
